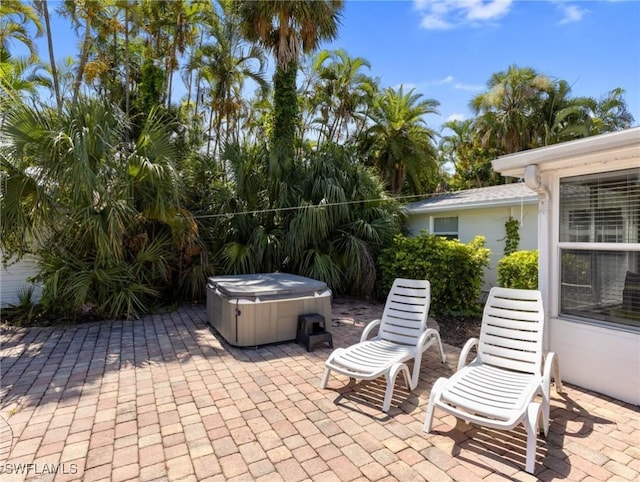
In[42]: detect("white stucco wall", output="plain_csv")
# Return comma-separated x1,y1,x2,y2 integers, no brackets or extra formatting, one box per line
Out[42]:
406,203,538,293
0,254,41,307
493,128,640,405
540,166,640,406
549,317,639,404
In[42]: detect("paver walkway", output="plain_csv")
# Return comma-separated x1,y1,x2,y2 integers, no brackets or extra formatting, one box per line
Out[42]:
0,299,638,481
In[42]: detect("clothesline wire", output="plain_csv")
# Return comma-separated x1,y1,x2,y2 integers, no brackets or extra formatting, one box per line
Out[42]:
190,192,433,220
189,181,529,220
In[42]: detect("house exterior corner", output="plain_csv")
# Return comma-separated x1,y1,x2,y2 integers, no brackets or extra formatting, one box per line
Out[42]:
493,127,640,405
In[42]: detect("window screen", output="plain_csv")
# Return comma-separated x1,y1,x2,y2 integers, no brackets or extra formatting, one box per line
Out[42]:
433,216,458,239
560,169,640,244
559,168,640,328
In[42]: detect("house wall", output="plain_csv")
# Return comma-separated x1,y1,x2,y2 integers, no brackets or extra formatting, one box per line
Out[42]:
0,254,41,307
549,317,639,404
491,129,640,405
538,161,639,405
406,203,538,293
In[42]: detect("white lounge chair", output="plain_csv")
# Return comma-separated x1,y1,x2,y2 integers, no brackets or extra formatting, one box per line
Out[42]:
320,278,446,412
423,287,562,474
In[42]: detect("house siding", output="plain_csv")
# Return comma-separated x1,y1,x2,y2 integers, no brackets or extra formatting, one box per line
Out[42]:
543,165,640,405
0,254,41,307
550,318,639,404
492,127,640,405
407,204,538,292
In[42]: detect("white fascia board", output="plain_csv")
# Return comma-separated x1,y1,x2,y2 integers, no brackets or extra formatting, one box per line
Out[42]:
492,128,640,177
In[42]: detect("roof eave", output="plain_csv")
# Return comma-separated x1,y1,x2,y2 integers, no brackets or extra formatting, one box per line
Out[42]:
492,127,640,177
404,196,538,214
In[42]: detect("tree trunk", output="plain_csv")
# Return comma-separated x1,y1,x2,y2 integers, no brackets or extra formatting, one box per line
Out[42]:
41,0,61,111
272,60,298,170
124,2,130,116
72,16,92,105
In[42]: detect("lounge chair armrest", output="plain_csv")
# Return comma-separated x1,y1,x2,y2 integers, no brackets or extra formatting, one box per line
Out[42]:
360,319,381,343
543,351,563,394
416,328,439,353
457,337,478,373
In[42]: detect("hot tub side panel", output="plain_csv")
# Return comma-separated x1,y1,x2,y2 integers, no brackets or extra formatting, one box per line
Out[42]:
207,287,229,342
207,289,331,346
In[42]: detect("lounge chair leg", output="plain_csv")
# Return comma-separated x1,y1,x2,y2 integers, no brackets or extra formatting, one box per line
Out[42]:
525,402,541,474
382,384,394,413
424,377,446,433
383,364,411,412
319,367,331,389
553,355,563,394
384,364,400,412
542,352,562,436
434,331,446,363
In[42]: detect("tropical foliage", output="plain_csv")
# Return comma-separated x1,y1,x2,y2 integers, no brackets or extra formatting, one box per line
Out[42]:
200,142,401,296
233,0,343,164
1,98,207,319
0,1,634,320
378,234,490,315
360,86,440,194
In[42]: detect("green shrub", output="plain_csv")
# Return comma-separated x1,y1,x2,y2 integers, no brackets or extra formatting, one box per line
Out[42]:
378,233,490,316
2,286,43,326
497,250,538,289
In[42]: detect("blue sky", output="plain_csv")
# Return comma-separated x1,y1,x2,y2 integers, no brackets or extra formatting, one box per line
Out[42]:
16,0,640,132
324,0,640,130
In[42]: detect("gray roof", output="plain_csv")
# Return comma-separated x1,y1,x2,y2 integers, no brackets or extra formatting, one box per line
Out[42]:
404,183,537,214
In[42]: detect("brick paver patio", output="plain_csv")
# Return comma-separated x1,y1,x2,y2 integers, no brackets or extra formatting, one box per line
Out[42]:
1,299,638,481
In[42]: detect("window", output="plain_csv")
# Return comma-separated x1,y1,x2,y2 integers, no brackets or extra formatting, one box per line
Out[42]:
559,168,640,328
433,216,458,240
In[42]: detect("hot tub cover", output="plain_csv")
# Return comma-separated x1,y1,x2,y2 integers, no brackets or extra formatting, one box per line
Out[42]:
207,273,329,300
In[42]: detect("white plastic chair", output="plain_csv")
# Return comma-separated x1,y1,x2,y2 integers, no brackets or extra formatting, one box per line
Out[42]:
424,287,562,474
320,278,445,412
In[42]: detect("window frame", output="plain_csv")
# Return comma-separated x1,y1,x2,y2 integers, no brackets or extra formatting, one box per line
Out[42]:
431,215,459,240
556,167,640,330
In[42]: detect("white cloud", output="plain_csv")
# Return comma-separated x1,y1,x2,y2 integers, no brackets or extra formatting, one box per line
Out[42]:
414,0,513,30
437,75,455,84
454,82,485,91
558,4,588,24
395,82,418,91
421,14,454,30
466,0,512,20
446,113,467,122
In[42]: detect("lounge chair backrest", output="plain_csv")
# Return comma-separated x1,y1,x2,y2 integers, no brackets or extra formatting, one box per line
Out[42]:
478,287,544,376
379,278,430,346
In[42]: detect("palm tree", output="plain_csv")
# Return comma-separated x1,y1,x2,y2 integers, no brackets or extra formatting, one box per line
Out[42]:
1,98,209,318
61,0,106,105
32,0,60,110
0,51,50,125
233,0,343,167
286,144,401,295
362,85,440,194
535,78,586,145
137,0,203,109
208,142,401,296
471,64,552,154
309,48,375,144
584,87,635,135
0,0,43,61
197,5,269,159
439,119,501,189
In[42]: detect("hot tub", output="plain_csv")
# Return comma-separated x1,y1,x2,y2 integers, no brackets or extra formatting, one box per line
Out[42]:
206,273,332,347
